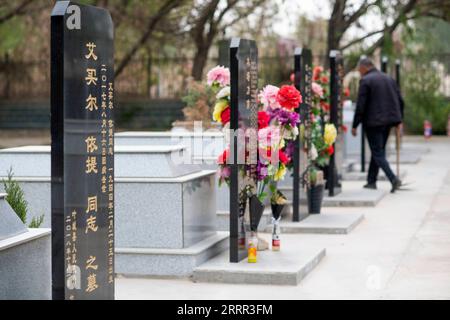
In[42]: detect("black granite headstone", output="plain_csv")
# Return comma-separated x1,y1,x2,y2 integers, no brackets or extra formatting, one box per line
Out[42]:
229,38,258,263
381,56,388,74
218,39,231,68
328,50,344,197
51,1,115,300
359,55,367,173
395,59,401,89
293,48,312,222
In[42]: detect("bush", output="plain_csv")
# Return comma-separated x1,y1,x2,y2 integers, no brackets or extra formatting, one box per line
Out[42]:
181,80,216,126
2,168,44,228
403,62,450,135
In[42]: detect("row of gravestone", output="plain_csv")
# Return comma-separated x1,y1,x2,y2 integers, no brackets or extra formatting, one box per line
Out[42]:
0,1,353,300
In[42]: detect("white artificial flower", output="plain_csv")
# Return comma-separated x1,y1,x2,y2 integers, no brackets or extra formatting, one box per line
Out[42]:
311,144,318,160
216,86,230,100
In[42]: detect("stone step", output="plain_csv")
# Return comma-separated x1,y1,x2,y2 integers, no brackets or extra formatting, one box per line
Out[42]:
115,231,229,277
0,145,202,178
347,152,421,167
267,213,364,234
193,236,326,286
279,184,387,207
342,169,407,181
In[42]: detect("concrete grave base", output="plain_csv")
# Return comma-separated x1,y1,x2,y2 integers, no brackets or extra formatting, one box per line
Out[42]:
0,228,51,300
272,213,364,235
116,232,229,277
193,239,326,286
280,183,387,208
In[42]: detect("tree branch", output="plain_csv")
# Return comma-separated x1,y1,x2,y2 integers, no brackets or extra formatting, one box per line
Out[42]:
115,0,183,77
0,0,34,24
340,27,385,50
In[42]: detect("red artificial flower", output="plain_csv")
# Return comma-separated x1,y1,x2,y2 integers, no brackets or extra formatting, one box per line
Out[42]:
221,107,231,125
267,147,272,159
341,124,348,133
320,101,330,112
321,76,329,84
327,145,334,156
313,66,323,81
344,87,350,97
277,85,302,110
279,150,290,165
217,149,229,165
258,111,270,129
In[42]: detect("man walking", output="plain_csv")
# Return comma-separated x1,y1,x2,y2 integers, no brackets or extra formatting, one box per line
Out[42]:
352,58,404,193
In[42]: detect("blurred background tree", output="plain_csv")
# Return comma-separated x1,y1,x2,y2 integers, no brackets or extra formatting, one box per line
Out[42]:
0,0,449,133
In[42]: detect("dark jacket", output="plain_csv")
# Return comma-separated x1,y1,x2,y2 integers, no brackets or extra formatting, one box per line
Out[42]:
352,68,404,129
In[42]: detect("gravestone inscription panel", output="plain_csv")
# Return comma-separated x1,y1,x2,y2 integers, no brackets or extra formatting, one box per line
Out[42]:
328,50,344,197
293,48,312,222
229,38,258,263
51,1,114,300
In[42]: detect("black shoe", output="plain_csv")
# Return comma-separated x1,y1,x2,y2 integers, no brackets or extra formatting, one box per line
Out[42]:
391,179,402,193
364,183,377,190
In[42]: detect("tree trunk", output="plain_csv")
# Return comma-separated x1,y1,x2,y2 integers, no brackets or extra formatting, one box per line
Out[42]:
191,44,210,81
326,0,345,67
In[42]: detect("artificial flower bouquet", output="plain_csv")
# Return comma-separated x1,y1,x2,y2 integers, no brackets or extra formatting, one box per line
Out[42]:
312,66,331,123
207,65,302,260
301,67,338,214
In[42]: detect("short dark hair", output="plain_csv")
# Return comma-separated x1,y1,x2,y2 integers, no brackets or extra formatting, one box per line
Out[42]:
359,57,374,68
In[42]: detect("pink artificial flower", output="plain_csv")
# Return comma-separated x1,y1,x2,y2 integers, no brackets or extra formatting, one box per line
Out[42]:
207,66,230,87
312,82,324,98
218,166,231,179
259,85,280,110
258,126,281,149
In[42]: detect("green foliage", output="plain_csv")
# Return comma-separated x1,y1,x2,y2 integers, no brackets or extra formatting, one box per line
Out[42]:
403,63,450,135
2,168,44,228
29,215,45,229
0,17,25,55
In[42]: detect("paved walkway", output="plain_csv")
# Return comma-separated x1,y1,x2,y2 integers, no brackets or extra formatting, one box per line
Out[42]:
116,137,450,300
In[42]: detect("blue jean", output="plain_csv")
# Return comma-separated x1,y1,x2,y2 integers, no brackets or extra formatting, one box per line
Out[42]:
365,125,397,184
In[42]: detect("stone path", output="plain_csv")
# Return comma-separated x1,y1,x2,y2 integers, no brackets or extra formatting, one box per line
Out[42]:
116,137,450,300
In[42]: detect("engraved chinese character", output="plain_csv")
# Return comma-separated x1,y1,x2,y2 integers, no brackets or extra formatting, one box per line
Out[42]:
85,273,99,293
85,42,98,61
85,156,98,174
85,136,98,154
86,256,98,271
85,68,98,86
85,94,98,112
85,215,98,233
86,196,97,213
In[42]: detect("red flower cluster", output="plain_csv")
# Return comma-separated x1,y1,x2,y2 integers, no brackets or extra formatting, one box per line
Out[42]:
279,150,290,165
277,85,302,111
221,107,231,125
218,148,229,165
258,111,270,129
326,145,334,156
320,101,330,112
344,87,350,98
313,66,323,81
